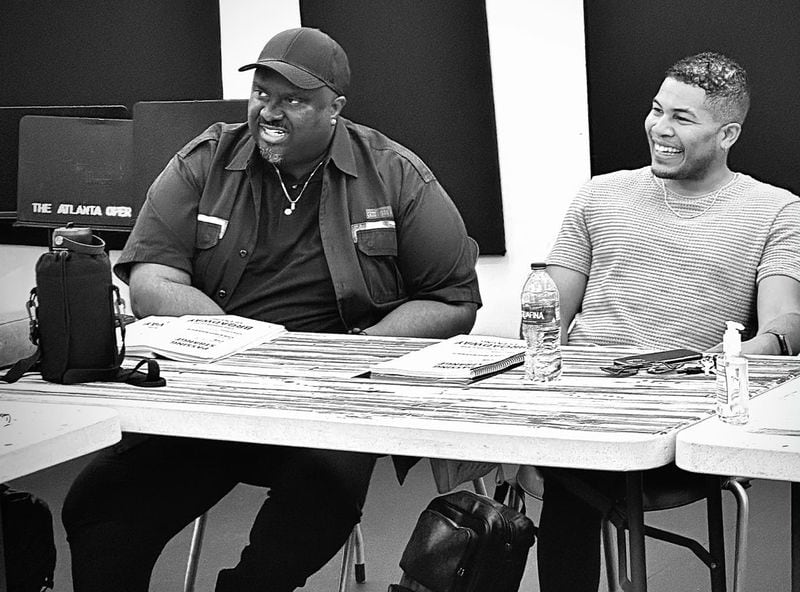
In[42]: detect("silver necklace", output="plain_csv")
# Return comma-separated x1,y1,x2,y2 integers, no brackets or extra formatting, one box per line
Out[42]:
660,173,739,220
272,159,325,216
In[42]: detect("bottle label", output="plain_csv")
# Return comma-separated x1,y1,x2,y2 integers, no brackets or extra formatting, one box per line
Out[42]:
522,305,558,324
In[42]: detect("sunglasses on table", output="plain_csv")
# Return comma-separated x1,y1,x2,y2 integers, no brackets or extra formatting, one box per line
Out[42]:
599,349,716,377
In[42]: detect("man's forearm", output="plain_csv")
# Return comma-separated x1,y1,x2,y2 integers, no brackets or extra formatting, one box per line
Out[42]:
129,279,225,319
363,300,478,338
741,312,800,355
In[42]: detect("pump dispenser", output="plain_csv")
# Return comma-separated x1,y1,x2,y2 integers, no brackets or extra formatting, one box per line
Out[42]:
715,321,749,424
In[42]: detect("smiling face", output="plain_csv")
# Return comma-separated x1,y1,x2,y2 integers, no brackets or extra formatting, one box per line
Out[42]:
644,77,738,186
247,68,345,174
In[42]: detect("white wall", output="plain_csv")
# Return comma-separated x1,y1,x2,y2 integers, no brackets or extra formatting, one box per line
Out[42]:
479,1,590,337
0,1,590,340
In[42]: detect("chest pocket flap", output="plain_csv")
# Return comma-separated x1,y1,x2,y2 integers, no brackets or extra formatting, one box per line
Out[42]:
196,214,228,249
355,228,397,256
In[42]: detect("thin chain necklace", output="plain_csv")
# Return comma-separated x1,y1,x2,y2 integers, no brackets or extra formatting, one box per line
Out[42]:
660,173,739,220
272,159,325,216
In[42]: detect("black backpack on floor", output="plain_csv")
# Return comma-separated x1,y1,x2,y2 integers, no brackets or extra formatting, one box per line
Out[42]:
0,484,56,592
392,489,536,592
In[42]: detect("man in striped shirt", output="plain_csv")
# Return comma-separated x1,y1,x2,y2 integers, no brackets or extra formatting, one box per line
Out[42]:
537,52,800,591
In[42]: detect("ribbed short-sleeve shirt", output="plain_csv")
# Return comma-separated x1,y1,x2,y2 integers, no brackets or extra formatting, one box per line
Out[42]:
547,167,800,351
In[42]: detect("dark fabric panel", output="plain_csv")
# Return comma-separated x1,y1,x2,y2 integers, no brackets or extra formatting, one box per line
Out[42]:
300,0,506,255
132,100,248,212
1,0,222,110
17,116,134,230
584,0,800,195
1,0,223,246
0,106,130,218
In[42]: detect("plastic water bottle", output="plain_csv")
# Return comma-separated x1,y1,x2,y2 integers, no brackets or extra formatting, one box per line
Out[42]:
521,262,562,381
715,321,749,424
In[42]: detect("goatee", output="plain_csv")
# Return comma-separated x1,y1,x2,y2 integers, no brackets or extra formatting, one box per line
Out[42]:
259,145,282,165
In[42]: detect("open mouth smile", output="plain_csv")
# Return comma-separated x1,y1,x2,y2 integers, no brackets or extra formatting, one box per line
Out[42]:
260,125,288,144
652,141,683,157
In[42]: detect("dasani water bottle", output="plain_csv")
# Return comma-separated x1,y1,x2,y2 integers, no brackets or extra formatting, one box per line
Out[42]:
521,263,562,381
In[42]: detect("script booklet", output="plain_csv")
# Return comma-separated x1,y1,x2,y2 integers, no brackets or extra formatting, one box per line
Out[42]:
124,314,285,363
370,334,526,382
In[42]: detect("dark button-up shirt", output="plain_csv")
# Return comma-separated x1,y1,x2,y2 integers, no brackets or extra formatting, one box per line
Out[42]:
115,117,481,331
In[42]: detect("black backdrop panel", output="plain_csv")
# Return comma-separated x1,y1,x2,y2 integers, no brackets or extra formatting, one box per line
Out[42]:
17,116,134,230
1,0,222,111
585,0,800,195
299,0,506,255
133,100,248,213
1,0,223,247
0,106,129,219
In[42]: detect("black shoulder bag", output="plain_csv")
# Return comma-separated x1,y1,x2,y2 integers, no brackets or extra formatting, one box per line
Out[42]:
1,226,164,387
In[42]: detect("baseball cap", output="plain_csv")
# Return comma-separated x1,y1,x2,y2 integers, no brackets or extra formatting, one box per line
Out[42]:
239,27,350,96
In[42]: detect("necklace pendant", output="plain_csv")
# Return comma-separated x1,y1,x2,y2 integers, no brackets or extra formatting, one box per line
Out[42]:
273,159,325,218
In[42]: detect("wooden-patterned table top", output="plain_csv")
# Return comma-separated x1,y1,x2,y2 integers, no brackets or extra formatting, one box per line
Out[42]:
2,333,798,469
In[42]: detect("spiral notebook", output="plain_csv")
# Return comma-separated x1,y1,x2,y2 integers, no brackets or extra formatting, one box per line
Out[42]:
369,334,525,382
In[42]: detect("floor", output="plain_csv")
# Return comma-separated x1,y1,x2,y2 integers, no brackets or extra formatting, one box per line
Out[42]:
10,453,793,591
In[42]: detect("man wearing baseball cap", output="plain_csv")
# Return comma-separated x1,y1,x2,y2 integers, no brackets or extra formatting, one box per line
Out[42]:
64,27,481,592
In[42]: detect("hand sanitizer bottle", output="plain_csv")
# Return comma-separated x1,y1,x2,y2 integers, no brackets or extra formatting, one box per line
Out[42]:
715,321,749,424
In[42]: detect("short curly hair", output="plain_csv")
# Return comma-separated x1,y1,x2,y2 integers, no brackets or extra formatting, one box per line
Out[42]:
666,52,750,124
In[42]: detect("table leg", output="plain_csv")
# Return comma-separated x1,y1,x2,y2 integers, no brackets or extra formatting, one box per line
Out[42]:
626,471,647,592
792,482,798,592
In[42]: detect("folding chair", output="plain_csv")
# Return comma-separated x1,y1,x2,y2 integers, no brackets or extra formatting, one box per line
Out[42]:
514,465,750,592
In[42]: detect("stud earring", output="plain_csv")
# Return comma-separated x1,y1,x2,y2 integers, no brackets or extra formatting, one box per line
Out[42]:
331,118,337,126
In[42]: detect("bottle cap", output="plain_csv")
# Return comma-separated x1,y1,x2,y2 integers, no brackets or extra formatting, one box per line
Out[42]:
530,262,546,270
52,225,94,249
722,321,744,356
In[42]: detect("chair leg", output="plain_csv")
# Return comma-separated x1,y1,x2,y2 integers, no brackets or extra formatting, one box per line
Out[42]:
602,518,621,592
705,477,727,592
472,478,488,496
184,513,208,592
722,478,750,592
338,528,356,592
353,523,366,583
338,524,367,592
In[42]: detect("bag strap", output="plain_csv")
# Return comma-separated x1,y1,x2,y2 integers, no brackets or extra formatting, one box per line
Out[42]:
116,359,166,388
493,479,528,514
1,288,42,383
112,285,127,365
1,349,41,383
4,353,165,388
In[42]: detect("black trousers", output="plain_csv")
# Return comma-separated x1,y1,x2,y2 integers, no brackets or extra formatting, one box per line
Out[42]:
62,434,377,592
536,468,619,592
536,464,693,592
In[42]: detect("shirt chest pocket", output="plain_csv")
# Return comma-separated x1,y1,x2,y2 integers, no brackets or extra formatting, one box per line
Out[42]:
354,228,405,303
193,219,224,293
356,227,397,256
196,220,221,250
